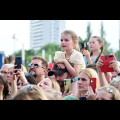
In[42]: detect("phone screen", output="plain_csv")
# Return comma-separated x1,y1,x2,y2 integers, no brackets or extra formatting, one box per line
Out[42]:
15,56,22,69
64,79,71,93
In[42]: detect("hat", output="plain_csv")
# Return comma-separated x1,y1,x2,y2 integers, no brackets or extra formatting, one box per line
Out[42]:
48,64,68,76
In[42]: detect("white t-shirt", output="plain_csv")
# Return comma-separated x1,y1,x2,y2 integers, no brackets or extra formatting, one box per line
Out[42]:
54,49,86,70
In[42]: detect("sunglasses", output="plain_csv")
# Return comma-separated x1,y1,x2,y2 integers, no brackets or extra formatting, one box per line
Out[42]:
28,63,44,69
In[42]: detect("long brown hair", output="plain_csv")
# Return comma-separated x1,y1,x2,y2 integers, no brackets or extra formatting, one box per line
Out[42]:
4,55,15,64
90,36,104,63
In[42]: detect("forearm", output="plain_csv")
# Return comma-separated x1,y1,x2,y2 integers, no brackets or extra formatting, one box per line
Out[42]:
64,60,78,77
71,82,78,97
11,81,17,97
98,72,109,87
20,75,29,85
86,56,93,65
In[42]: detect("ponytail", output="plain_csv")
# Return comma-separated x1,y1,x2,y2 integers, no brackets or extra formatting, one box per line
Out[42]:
4,56,9,64
74,43,80,52
94,44,104,63
4,55,15,64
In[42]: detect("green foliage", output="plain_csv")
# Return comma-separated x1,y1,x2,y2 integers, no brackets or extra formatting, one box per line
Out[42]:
14,49,36,70
78,22,92,51
115,50,120,61
36,43,61,62
86,22,92,41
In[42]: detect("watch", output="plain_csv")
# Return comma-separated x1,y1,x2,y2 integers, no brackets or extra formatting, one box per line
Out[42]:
71,75,79,82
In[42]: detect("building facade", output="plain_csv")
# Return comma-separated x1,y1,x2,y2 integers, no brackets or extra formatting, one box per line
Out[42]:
30,20,65,51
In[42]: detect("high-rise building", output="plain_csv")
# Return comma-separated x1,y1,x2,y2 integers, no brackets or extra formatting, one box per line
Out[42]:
30,20,65,51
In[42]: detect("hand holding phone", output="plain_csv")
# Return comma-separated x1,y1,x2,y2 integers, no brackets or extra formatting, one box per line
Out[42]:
64,79,71,93
15,56,22,73
81,42,88,50
89,77,96,93
100,55,114,72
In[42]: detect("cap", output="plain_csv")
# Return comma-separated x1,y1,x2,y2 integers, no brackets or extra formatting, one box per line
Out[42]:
48,64,68,76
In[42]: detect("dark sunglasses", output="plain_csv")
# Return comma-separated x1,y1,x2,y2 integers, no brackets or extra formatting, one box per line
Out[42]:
28,63,44,69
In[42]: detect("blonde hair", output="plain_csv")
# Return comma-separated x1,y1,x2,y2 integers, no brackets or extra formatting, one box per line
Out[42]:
110,76,120,88
97,86,120,100
76,68,100,99
44,89,63,100
61,30,80,52
12,85,48,100
51,78,61,92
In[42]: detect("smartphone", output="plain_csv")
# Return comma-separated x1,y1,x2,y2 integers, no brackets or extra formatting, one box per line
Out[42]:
81,42,88,50
15,56,22,69
64,79,71,93
90,77,96,93
100,55,114,72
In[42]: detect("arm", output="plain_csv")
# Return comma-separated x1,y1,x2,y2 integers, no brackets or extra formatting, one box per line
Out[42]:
81,50,93,65
17,69,29,86
11,73,18,97
96,59,109,87
54,58,79,77
109,54,120,74
71,80,78,97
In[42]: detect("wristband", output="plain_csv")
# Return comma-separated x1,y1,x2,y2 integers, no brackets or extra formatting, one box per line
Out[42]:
71,75,79,82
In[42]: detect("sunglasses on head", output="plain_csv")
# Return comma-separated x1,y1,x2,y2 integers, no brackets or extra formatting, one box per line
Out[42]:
28,63,44,69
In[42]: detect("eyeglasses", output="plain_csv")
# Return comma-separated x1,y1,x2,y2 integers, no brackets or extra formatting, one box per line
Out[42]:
28,63,44,69
0,71,8,74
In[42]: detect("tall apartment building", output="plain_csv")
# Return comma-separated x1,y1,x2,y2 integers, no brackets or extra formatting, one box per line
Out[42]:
30,20,65,51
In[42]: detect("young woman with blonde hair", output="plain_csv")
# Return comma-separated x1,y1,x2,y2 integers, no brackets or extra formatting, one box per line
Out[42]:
76,68,100,100
12,84,48,100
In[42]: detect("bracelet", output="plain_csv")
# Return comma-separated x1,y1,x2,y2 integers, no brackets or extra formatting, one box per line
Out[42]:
71,75,79,82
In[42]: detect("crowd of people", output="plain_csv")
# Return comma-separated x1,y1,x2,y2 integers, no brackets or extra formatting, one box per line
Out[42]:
0,30,120,100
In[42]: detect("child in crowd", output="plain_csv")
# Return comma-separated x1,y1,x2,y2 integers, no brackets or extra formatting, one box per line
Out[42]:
54,30,85,78
4,55,15,65
81,36,104,66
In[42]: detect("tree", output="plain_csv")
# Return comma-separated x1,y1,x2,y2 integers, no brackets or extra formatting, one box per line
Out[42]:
85,22,92,42
78,22,92,51
36,43,61,63
100,21,113,55
14,49,36,70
